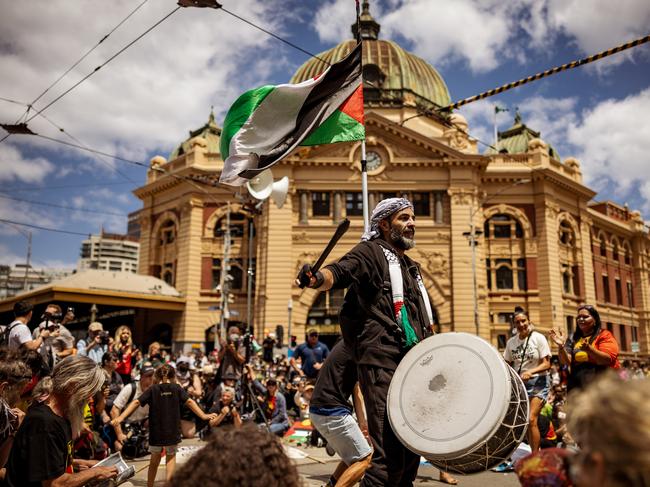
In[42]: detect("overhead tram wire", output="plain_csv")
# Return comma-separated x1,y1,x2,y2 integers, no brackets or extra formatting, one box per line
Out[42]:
0,218,91,237
24,6,181,125
11,181,132,192
441,34,650,112
0,1,150,146
28,0,150,109
0,193,127,218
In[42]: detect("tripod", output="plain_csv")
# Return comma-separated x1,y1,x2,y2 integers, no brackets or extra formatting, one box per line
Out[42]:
239,328,271,432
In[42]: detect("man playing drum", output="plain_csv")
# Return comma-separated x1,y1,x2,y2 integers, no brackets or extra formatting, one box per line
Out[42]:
297,198,457,486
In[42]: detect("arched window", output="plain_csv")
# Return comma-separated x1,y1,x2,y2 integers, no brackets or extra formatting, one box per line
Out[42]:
612,241,619,262
600,236,607,257
559,220,574,246
484,213,523,239
215,212,247,238
623,243,632,265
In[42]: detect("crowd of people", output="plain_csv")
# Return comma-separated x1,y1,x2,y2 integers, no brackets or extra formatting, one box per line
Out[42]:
1,198,650,487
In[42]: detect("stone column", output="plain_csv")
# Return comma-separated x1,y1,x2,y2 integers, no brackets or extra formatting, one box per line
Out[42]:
434,192,444,224
299,191,308,224
333,192,342,222
579,214,596,303
448,187,481,336
175,198,205,345
535,194,564,332
257,195,293,338
368,192,376,213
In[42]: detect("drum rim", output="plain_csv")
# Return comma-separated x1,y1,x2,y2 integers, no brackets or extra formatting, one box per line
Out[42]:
388,333,511,458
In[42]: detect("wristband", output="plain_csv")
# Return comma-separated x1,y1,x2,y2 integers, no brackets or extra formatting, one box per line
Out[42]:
310,271,325,289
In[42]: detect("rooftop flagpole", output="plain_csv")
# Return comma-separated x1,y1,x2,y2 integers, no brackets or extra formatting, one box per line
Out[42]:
356,0,369,233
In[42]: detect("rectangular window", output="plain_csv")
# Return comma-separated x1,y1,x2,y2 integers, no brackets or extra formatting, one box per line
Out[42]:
619,324,628,351
631,326,639,342
486,259,492,290
497,312,514,324
311,192,331,216
345,192,364,216
602,275,610,302
562,267,572,294
615,278,623,305
497,334,508,350
517,258,527,291
496,260,513,290
566,316,574,336
412,192,431,216
627,281,634,307
572,265,581,297
493,224,511,238
606,322,613,332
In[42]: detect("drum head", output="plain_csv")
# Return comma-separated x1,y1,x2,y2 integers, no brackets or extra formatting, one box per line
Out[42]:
388,333,511,459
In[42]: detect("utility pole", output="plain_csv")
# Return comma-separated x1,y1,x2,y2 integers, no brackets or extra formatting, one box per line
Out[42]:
246,217,255,336
22,231,32,291
216,202,231,351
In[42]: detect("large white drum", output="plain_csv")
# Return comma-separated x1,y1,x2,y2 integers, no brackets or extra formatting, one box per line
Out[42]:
387,332,528,474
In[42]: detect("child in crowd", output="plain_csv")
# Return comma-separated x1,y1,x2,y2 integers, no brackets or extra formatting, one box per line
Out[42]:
111,364,216,487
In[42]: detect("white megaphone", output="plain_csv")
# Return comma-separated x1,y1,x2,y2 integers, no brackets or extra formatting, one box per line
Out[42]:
246,169,289,209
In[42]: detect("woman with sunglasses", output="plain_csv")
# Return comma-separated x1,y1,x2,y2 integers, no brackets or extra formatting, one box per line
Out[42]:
549,305,620,391
504,308,551,453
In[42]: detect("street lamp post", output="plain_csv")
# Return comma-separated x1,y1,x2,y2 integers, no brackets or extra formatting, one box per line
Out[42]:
465,179,531,337
287,298,293,357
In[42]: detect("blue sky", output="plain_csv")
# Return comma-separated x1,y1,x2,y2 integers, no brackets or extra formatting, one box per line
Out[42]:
0,0,649,269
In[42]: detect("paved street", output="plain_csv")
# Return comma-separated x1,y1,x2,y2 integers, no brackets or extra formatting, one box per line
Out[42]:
125,438,520,486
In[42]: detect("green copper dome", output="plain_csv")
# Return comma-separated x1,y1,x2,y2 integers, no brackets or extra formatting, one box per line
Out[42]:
290,2,451,110
170,109,222,160
486,112,561,161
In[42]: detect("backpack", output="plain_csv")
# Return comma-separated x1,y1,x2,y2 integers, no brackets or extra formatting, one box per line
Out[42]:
0,321,21,347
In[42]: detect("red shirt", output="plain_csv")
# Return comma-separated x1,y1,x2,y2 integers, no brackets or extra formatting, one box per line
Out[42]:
574,329,620,369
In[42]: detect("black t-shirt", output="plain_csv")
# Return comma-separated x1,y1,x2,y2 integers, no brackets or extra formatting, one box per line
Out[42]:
5,403,73,487
208,400,236,426
325,239,431,369
310,341,357,413
138,382,189,446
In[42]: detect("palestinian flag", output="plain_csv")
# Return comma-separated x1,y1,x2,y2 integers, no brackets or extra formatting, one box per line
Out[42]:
219,43,364,186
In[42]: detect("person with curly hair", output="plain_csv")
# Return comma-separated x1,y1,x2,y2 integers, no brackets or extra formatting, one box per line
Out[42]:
165,423,301,487
549,304,620,391
113,325,138,384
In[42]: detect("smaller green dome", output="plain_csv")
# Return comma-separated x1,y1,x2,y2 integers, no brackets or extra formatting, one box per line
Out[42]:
170,110,222,160
486,112,561,160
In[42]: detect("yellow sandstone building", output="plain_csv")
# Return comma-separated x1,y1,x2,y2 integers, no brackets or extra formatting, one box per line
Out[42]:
134,6,649,358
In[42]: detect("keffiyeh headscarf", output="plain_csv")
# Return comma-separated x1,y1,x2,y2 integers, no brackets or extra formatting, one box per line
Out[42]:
361,197,413,241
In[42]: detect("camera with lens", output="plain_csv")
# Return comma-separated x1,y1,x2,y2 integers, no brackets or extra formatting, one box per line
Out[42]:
98,330,111,345
41,311,63,323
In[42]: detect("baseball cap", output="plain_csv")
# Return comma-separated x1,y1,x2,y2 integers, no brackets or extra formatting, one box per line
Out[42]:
140,362,155,376
88,322,104,332
307,328,318,336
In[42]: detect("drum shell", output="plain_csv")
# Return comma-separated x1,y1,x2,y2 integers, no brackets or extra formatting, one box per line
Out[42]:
387,333,528,474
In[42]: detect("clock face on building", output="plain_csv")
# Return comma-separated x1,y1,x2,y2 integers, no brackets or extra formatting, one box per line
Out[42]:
366,151,383,171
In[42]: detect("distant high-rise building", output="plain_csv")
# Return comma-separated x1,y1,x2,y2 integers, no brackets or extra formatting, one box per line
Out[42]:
78,232,139,273
0,264,72,299
127,210,142,240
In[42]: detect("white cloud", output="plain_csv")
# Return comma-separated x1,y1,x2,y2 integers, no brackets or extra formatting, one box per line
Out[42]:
312,0,650,73
0,0,286,166
569,88,650,198
0,143,55,182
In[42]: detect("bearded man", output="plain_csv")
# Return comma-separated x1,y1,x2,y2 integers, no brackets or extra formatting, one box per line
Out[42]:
297,197,440,487
4,355,118,486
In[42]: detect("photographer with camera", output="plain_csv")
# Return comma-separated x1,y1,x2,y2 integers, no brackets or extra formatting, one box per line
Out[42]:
217,326,246,382
2,301,49,352
110,361,155,454
77,321,112,365
32,303,76,369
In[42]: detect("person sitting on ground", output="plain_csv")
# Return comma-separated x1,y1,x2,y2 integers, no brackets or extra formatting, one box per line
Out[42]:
208,386,242,430
111,363,217,487
4,355,118,486
165,423,301,487
110,361,155,452
246,364,289,437
77,321,112,365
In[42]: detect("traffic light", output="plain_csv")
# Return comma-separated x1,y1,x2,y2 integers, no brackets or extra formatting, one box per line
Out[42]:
290,335,297,348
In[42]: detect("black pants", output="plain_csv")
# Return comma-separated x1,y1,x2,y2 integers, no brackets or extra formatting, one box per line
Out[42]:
358,364,420,487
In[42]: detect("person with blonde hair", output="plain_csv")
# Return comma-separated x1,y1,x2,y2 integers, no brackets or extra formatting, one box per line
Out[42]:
567,373,650,487
4,355,117,486
113,325,138,383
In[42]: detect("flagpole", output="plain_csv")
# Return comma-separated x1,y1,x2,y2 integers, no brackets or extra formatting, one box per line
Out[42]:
355,0,369,232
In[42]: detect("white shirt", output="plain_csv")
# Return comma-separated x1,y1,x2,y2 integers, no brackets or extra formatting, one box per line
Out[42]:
113,382,149,422
5,320,33,349
504,331,551,374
